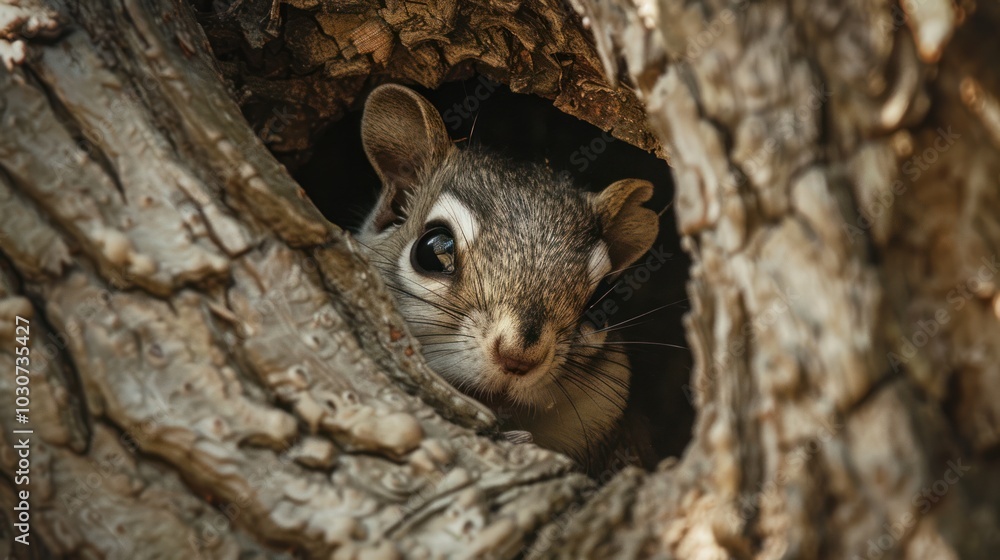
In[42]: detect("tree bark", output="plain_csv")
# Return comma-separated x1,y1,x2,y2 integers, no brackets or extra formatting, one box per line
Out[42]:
0,0,998,559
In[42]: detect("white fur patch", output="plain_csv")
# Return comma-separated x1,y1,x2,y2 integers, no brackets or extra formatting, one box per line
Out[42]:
586,241,611,288
492,308,520,356
427,193,479,249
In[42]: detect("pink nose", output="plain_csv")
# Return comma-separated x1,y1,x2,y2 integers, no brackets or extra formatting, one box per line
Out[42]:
492,338,542,375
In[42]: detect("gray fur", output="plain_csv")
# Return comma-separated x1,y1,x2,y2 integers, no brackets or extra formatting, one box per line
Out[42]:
356,84,658,469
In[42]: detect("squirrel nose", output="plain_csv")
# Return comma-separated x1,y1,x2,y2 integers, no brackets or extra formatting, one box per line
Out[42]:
492,337,543,376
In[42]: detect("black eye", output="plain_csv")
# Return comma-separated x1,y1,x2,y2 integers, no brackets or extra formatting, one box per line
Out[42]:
411,226,456,275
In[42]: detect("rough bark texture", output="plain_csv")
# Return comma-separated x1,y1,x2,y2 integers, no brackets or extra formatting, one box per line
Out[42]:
189,0,662,168
554,0,1000,558
0,0,998,559
0,1,588,557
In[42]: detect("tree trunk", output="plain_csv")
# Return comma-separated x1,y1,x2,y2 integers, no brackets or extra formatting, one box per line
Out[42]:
1,0,998,559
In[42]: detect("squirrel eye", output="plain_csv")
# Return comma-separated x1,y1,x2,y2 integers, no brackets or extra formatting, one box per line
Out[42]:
411,226,456,275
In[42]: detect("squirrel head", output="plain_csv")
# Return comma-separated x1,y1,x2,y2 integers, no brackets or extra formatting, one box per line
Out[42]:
356,84,659,428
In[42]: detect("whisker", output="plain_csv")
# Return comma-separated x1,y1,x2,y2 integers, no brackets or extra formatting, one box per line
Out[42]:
577,341,689,351
589,300,687,335
560,356,630,396
559,369,626,413
583,278,620,315
550,378,590,463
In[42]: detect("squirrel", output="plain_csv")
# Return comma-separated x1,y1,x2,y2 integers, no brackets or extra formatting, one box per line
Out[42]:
355,84,659,474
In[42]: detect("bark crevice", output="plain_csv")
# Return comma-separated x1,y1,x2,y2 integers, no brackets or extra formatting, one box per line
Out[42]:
1,0,998,558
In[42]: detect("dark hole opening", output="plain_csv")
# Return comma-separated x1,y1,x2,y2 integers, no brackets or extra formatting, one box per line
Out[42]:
294,75,695,469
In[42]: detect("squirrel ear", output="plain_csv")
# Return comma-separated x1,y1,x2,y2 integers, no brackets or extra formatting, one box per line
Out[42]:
361,84,453,231
592,179,659,274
